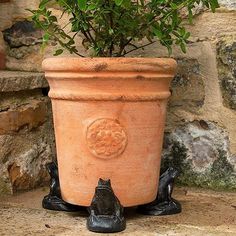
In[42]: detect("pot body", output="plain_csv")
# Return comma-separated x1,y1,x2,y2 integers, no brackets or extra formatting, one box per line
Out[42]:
43,57,177,207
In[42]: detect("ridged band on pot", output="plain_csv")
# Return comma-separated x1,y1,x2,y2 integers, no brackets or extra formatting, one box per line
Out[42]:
43,57,177,207
43,57,176,102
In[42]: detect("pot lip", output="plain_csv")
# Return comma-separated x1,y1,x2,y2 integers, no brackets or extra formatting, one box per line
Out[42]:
42,57,177,74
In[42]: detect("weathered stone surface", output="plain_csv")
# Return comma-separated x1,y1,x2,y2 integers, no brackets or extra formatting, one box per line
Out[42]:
219,0,236,9
0,32,6,69
0,95,55,194
169,58,204,112
0,78,55,194
0,2,13,31
5,53,44,72
0,100,47,135
3,20,42,48
11,0,41,20
217,36,236,110
0,49,6,70
1,188,236,236
2,20,44,72
0,70,48,92
0,125,55,194
162,121,236,190
7,45,41,60
185,12,236,41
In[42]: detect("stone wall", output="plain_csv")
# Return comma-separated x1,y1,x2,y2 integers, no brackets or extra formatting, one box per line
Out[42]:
131,4,236,191
0,1,235,193
0,71,55,194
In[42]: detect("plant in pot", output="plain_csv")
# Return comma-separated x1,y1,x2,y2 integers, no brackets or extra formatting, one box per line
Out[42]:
29,0,219,233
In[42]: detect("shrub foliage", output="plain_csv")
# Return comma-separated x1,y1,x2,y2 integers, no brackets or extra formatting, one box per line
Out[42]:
29,0,219,57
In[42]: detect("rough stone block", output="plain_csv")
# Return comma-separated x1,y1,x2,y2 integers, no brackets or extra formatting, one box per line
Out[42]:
169,58,204,112
0,73,55,194
3,20,44,72
0,2,13,31
0,50,5,70
0,121,55,194
0,100,47,135
0,70,48,92
217,36,236,110
0,32,6,69
219,0,236,9
3,20,42,48
11,0,41,20
162,121,236,190
0,93,55,194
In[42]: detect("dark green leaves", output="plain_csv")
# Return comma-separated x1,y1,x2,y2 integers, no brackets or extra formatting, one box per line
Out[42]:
54,49,64,56
210,0,220,12
77,0,87,11
39,0,51,9
115,0,124,6
29,0,220,57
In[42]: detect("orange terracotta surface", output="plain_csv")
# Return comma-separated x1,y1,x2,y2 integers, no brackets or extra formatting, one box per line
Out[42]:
42,57,177,207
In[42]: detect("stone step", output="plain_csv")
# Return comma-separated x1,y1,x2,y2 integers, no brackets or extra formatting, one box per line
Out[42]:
0,187,236,235
0,70,48,92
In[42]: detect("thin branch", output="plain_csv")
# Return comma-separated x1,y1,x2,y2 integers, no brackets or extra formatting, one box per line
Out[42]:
128,42,138,49
117,37,133,56
121,41,156,56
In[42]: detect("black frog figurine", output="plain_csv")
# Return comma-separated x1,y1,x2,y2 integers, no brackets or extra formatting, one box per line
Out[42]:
42,162,84,212
138,167,182,216
42,162,180,232
87,178,126,233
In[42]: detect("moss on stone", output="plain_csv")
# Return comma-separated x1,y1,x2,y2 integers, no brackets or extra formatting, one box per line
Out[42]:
217,36,236,110
161,141,236,191
161,141,191,175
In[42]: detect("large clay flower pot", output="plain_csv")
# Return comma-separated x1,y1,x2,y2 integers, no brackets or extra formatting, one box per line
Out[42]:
43,57,177,207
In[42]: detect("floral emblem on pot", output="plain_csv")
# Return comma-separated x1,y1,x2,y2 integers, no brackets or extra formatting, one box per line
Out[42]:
86,118,128,159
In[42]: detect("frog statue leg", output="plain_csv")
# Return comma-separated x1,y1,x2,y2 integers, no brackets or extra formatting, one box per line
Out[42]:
87,178,126,233
137,167,182,216
42,162,85,212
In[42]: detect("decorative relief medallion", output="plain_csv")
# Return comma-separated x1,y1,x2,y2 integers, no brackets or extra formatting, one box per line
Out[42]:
86,118,128,159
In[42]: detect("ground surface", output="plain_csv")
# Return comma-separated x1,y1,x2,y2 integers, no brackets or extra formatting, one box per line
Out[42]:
0,187,236,236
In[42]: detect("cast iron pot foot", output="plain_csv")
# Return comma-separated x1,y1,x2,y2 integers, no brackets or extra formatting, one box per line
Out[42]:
42,162,85,212
87,179,126,233
137,167,182,216
42,195,85,212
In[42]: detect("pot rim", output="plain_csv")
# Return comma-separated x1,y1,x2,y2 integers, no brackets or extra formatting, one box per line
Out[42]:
42,57,177,75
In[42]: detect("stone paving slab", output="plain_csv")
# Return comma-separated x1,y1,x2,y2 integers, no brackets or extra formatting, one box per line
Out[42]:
0,70,48,92
0,187,236,236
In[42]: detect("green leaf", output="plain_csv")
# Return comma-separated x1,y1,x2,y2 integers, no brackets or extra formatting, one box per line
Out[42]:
152,27,162,39
49,15,57,22
54,49,63,56
210,0,220,12
39,0,50,9
180,42,186,53
115,0,124,6
87,4,96,11
43,33,50,42
109,29,114,35
185,32,191,39
187,6,193,24
179,28,185,36
170,3,178,9
122,0,131,8
77,0,87,11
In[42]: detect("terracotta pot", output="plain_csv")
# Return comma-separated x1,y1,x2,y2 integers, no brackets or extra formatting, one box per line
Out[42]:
43,57,177,207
